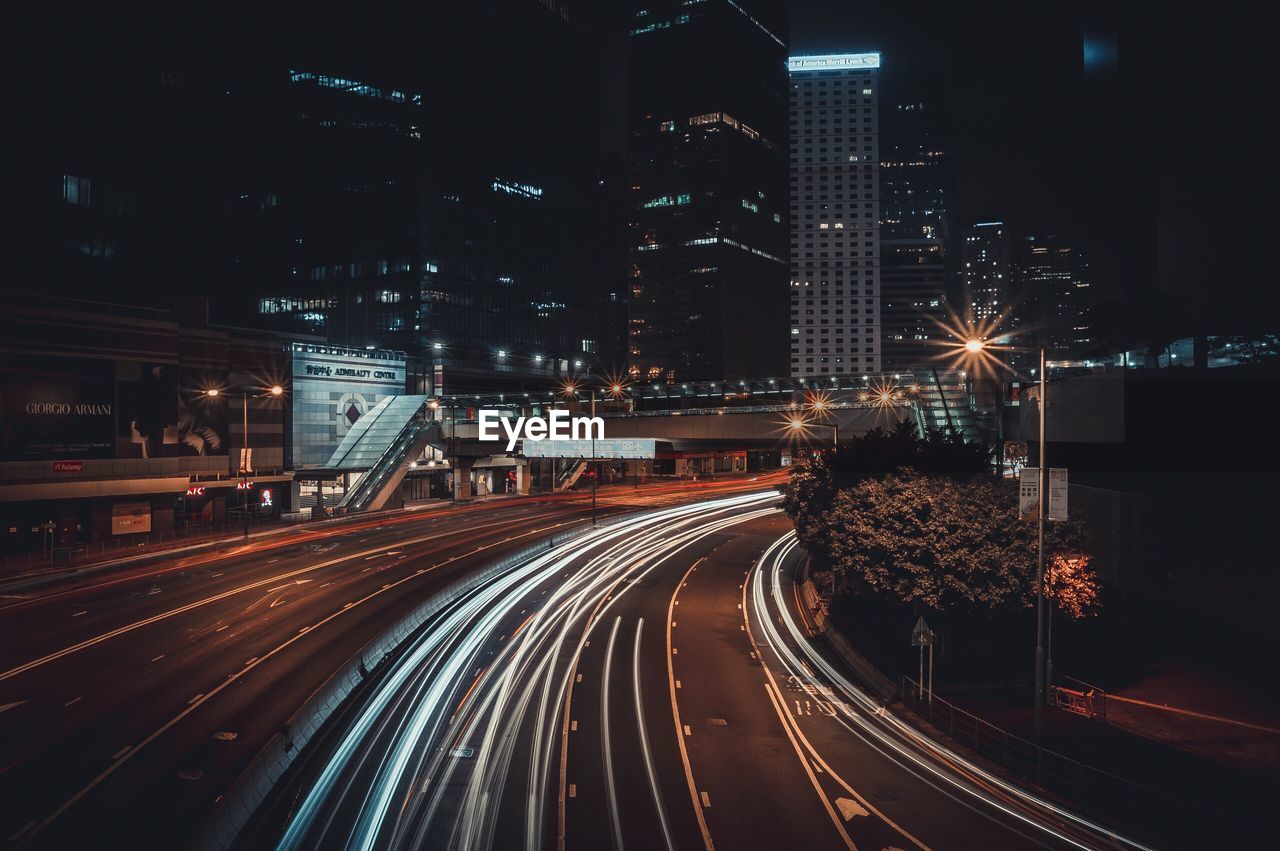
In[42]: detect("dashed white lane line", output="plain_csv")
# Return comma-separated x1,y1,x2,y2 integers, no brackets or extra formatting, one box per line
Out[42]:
701,791,712,808
112,746,130,760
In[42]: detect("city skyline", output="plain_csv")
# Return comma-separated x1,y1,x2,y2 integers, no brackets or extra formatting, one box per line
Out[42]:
2,4,1276,850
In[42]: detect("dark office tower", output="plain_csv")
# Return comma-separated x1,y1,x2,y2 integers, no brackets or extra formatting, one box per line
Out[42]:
627,1,790,383
1014,236,1092,357
881,241,946,371
232,5,621,395
880,102,949,243
961,222,1011,328
789,53,882,377
21,6,619,397
880,96,949,371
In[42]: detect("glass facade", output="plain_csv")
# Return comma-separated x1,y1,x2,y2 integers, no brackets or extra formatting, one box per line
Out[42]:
289,345,406,469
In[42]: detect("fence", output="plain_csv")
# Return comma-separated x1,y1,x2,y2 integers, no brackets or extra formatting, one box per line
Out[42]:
900,676,1194,843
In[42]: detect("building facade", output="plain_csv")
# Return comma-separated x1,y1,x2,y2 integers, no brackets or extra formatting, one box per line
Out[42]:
627,1,790,383
881,240,946,370
0,297,295,552
879,94,950,370
1013,235,1092,358
961,221,1012,328
19,5,622,401
788,53,882,377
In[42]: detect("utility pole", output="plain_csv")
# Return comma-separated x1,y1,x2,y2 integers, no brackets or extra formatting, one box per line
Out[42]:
1033,346,1047,737
590,389,597,527
242,391,250,539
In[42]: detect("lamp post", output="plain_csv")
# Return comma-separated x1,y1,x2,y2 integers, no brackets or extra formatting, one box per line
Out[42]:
205,383,284,539
590,388,597,527
968,338,1049,737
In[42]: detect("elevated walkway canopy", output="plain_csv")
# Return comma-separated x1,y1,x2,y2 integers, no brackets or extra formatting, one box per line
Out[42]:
325,395,430,471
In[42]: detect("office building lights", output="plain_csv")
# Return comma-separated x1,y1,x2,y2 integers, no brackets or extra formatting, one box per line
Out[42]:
491,179,544,200
288,70,421,105
643,193,691,208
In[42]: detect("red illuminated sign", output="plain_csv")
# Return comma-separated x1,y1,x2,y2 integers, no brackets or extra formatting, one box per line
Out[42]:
53,461,84,472
186,486,206,496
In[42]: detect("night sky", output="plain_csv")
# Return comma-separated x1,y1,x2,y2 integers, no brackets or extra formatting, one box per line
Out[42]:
792,1,1273,332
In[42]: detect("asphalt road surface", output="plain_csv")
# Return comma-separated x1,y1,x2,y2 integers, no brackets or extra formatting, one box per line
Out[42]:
0,474,780,850
243,498,1150,851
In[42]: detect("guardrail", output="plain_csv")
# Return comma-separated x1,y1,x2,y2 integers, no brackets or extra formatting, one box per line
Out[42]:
900,675,1193,842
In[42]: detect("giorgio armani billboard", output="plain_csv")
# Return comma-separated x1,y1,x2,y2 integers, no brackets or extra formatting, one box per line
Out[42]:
0,356,116,461
0,357,229,462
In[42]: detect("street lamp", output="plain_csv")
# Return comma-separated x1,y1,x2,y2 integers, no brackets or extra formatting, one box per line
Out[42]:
968,337,1050,737
205,384,284,538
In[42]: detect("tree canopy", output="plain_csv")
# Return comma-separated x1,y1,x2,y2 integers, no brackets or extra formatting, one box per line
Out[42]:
827,472,1088,613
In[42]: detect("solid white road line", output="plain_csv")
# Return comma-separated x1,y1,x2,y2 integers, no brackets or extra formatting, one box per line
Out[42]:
601,616,625,851
632,618,676,851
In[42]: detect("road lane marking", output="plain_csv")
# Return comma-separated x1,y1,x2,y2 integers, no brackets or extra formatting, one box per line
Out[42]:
667,557,715,851
632,618,677,851
0,701,27,714
746,541,930,851
150,655,165,662
700,791,711,808
112,747,130,760
187,694,203,705
0,516,551,685
72,610,87,617
761,681,856,850
64,697,81,708
601,617,625,851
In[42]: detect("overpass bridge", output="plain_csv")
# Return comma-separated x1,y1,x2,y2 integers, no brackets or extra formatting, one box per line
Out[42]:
305,369,979,512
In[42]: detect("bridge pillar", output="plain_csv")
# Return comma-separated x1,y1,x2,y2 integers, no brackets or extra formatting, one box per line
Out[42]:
516,463,531,495
453,458,474,501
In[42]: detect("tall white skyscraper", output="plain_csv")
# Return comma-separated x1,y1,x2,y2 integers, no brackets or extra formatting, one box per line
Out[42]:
788,53,881,377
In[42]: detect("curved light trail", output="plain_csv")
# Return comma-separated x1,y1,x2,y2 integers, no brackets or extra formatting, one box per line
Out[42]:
275,491,779,850
746,532,1154,851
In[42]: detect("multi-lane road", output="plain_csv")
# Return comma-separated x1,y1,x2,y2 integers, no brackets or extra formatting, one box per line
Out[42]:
242,494,1154,851
0,476,780,850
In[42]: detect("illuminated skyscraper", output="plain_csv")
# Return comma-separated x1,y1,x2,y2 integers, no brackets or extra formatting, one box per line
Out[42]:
627,1,790,383
788,52,882,377
961,221,1011,325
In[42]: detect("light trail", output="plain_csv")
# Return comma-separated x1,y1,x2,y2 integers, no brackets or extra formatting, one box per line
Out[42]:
274,491,780,851
747,532,1154,851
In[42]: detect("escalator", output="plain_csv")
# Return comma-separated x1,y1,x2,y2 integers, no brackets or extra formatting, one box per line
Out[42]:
327,396,438,513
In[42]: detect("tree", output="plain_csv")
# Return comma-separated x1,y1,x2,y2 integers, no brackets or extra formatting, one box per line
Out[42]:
1045,554,1100,619
826,472,1091,614
780,421,991,564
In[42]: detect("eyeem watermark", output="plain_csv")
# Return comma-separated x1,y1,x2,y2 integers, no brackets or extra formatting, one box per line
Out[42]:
477,410,604,452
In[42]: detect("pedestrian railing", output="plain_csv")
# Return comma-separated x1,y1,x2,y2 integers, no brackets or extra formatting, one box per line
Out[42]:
901,675,1195,843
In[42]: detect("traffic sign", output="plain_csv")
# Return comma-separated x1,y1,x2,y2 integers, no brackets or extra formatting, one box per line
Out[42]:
911,615,934,646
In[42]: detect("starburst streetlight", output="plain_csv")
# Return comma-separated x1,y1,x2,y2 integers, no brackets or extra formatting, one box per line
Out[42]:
965,335,1053,738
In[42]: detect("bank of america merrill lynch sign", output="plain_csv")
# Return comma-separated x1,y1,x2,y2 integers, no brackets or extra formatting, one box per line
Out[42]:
476,410,655,459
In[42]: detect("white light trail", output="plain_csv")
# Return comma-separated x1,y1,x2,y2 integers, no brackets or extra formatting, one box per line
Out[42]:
747,533,1154,851
277,491,780,851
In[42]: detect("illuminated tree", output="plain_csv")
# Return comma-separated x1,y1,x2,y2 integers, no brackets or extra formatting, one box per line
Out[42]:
825,472,1091,614
1045,554,1100,619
